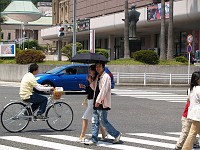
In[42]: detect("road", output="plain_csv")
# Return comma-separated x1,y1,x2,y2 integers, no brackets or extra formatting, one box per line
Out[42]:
0,83,197,150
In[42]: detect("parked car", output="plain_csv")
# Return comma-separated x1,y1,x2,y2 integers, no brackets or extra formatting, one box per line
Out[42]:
35,64,115,91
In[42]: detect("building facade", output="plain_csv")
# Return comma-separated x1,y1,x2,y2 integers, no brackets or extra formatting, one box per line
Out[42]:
1,2,53,48
42,0,200,60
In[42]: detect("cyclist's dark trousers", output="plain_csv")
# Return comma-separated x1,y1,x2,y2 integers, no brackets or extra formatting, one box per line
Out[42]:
28,92,48,116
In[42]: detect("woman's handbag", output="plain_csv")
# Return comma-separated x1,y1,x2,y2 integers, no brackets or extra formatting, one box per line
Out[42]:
82,96,88,107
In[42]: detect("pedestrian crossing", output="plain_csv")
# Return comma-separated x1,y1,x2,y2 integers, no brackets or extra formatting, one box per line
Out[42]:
0,132,198,150
112,89,187,103
0,81,188,103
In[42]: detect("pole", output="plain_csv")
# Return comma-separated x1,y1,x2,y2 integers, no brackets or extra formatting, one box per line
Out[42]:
58,38,62,61
188,53,190,84
72,0,76,58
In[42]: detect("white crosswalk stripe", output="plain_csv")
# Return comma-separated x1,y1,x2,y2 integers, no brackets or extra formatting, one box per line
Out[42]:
112,89,187,103
0,81,20,87
0,132,193,150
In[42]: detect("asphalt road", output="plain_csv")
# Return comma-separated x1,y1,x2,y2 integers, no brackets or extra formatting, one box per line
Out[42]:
0,84,194,150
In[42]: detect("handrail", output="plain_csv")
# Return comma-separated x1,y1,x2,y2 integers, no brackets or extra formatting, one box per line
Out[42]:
112,72,191,85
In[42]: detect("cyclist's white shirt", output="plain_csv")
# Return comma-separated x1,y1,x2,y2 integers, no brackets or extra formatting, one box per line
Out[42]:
19,72,52,100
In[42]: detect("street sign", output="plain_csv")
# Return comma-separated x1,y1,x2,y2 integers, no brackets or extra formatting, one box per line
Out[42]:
187,34,193,43
187,44,192,53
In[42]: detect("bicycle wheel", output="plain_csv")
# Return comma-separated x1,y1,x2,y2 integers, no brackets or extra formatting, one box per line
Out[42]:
46,102,73,131
1,102,30,132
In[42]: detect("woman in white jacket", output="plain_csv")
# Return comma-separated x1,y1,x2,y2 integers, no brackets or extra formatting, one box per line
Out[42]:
182,71,200,150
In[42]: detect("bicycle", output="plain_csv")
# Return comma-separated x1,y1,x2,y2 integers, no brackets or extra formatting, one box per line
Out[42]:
1,90,74,133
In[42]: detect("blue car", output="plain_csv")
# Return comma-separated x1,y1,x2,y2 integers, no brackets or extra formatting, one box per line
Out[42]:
35,64,115,91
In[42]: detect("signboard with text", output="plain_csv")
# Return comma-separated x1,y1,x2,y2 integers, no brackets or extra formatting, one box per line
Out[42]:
147,1,169,21
77,19,90,32
0,44,16,57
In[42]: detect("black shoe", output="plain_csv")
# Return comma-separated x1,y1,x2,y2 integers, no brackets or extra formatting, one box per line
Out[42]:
193,143,200,148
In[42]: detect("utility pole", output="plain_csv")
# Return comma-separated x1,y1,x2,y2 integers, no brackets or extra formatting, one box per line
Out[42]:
124,0,129,58
72,0,76,58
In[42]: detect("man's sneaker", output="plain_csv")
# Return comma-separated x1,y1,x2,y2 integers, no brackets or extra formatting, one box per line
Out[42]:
76,137,85,143
83,139,97,146
174,146,182,150
113,133,122,144
35,115,47,120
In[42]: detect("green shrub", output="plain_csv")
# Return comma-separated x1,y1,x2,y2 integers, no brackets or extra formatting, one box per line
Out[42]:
175,56,188,63
96,49,109,58
77,50,89,54
61,42,83,61
132,50,159,64
15,49,45,64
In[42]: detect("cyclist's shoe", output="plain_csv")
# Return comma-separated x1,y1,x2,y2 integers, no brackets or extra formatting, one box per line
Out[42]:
35,115,47,120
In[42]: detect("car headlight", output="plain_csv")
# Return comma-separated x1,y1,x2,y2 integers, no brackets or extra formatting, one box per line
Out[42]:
35,76,41,80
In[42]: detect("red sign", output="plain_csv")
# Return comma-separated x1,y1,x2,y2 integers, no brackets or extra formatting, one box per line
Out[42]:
187,34,193,43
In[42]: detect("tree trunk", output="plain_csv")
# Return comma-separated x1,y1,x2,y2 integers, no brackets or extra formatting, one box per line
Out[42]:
167,0,174,60
160,0,166,60
124,0,130,58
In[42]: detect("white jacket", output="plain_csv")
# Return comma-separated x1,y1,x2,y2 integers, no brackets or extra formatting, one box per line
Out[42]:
90,71,111,108
187,86,200,121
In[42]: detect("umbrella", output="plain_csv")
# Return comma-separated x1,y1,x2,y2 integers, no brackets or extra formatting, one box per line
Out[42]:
71,52,108,63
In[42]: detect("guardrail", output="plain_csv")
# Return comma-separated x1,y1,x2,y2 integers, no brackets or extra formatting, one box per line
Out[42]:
113,72,191,85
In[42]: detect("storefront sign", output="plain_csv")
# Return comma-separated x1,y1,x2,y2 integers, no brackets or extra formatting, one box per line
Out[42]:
0,44,16,57
77,19,90,32
147,2,169,21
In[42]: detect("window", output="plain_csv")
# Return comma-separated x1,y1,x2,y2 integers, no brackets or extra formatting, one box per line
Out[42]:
76,66,88,74
7,33,11,40
1,32,3,40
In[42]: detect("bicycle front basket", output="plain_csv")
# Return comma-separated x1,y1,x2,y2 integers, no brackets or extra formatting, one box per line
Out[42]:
53,87,63,100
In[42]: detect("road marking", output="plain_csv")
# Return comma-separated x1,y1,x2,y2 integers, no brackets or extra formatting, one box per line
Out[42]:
0,145,24,150
112,89,187,103
42,135,151,150
127,133,179,141
0,136,91,150
165,132,181,136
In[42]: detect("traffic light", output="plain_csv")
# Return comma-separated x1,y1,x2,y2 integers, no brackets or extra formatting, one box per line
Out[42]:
58,26,65,37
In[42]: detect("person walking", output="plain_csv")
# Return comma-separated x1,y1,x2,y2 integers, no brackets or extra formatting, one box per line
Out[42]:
182,71,200,150
84,62,121,145
175,95,199,150
77,65,106,142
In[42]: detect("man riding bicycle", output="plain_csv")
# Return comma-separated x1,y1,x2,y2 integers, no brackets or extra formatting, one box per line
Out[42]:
19,63,54,119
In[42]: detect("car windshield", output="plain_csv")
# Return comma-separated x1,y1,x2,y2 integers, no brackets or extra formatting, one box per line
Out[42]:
46,66,65,74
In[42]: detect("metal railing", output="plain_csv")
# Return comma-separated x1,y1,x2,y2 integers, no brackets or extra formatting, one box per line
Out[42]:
113,72,191,85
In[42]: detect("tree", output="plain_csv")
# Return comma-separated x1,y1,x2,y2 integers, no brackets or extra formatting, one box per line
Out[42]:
160,0,166,60
61,42,83,61
167,0,174,60
124,0,129,58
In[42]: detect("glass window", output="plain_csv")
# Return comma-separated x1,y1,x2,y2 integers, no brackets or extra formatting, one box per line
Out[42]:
76,66,88,74
7,33,11,40
1,32,3,39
